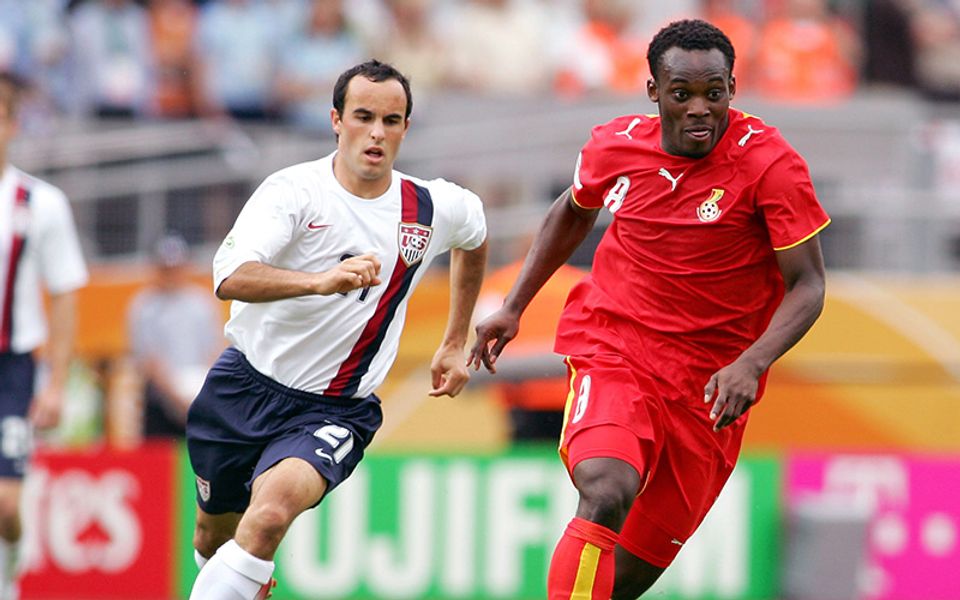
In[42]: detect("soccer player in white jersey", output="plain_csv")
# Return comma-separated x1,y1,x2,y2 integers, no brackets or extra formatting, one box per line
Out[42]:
0,72,88,600
186,60,488,600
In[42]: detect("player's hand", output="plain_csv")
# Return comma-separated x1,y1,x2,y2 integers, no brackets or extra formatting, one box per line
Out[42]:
318,254,382,295
429,345,470,397
468,308,520,373
703,359,761,432
29,386,63,430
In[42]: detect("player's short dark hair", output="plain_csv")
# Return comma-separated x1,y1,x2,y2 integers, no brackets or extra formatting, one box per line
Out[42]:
0,72,26,119
647,19,736,82
332,60,413,120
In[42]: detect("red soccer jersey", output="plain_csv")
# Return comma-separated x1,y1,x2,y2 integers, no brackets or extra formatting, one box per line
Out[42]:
555,109,830,369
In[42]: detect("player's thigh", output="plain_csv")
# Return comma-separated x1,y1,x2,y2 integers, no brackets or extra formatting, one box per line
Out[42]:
612,545,666,600
249,457,328,517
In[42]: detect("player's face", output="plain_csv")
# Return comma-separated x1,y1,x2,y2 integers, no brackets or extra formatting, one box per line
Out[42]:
647,47,735,158
331,76,410,197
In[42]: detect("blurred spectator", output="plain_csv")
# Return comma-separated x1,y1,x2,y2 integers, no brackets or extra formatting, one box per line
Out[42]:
374,0,449,97
554,0,648,96
194,0,278,121
474,255,585,442
266,0,308,40
148,0,200,118
861,0,916,89
753,0,860,104
275,0,365,131
0,1,73,115
0,1,28,77
910,1,960,101
443,0,552,95
705,0,759,91
126,233,223,438
69,0,154,118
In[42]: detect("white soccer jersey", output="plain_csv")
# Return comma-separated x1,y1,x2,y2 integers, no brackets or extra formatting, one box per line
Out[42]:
214,153,487,398
0,165,88,354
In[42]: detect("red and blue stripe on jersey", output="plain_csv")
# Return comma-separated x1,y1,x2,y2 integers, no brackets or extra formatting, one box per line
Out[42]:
1,183,31,352
324,178,434,397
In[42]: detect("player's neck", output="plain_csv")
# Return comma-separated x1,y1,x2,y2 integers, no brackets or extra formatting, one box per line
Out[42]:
332,159,391,199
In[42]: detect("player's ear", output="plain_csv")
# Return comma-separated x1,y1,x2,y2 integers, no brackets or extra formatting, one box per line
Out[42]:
729,74,736,99
647,77,659,103
330,108,342,136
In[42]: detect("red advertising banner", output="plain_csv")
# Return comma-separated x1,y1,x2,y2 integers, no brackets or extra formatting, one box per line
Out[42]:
20,442,176,600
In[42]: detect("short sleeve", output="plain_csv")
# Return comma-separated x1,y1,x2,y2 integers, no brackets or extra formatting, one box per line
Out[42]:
37,187,88,294
571,123,621,210
212,176,301,291
755,152,831,251
573,115,645,210
446,186,487,251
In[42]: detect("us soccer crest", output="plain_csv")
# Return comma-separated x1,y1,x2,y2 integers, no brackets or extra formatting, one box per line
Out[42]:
196,476,211,502
398,222,433,266
697,189,725,223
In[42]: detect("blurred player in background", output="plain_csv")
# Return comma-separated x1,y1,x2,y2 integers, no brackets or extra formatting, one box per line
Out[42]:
0,73,88,600
471,19,829,599
187,60,487,600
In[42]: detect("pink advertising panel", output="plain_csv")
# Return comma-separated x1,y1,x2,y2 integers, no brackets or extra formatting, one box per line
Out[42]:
788,454,960,600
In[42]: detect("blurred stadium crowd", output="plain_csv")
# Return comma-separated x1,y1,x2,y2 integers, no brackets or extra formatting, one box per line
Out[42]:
6,0,960,451
1,0,957,132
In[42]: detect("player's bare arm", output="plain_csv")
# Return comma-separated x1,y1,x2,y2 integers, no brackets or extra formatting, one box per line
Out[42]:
216,255,382,302
28,290,78,429
705,237,826,430
431,240,488,397
469,187,598,372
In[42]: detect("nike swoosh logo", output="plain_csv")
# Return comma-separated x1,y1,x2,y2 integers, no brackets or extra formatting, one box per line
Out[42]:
307,222,330,230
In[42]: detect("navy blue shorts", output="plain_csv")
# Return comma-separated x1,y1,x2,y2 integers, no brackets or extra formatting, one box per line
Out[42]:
186,348,383,514
0,352,35,479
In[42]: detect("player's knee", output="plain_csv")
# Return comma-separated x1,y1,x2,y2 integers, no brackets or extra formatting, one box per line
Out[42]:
241,501,296,548
0,494,21,541
193,527,228,559
193,518,234,558
574,473,638,529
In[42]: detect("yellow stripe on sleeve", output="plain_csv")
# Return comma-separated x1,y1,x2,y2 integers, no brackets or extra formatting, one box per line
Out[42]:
570,189,591,210
773,218,832,251
570,543,602,599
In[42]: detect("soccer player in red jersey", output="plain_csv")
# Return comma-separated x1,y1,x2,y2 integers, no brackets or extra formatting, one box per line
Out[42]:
470,19,829,599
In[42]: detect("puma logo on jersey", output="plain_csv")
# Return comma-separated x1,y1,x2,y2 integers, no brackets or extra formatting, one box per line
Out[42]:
738,125,765,147
615,117,643,140
658,167,683,191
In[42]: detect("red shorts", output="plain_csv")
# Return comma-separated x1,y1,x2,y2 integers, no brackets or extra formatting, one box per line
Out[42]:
559,353,747,568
